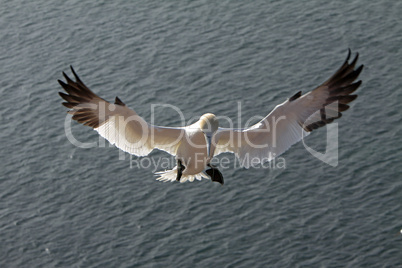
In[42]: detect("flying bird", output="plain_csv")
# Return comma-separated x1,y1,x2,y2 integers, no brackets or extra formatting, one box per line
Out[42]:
59,50,363,185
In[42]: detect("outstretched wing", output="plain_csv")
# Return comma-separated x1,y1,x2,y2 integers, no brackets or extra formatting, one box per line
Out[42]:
214,50,363,167
59,66,185,156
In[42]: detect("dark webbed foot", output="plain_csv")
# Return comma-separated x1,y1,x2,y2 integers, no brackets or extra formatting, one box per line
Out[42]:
176,159,185,182
206,164,224,185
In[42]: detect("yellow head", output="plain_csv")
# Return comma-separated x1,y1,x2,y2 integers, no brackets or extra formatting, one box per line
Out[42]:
199,113,219,134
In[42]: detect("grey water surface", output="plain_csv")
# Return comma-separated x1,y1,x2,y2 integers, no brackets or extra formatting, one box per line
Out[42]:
1,0,401,267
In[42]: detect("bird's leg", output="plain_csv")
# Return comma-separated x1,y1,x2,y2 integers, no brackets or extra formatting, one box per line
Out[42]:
205,163,224,185
176,159,185,182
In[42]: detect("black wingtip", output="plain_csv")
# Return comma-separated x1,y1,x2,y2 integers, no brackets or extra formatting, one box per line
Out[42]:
62,71,74,84
58,79,68,90
58,91,67,99
70,65,83,83
353,64,364,78
114,96,125,106
289,91,302,102
350,52,359,66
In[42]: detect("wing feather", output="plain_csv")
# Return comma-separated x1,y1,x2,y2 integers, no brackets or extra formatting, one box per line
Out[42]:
59,66,184,156
215,50,363,167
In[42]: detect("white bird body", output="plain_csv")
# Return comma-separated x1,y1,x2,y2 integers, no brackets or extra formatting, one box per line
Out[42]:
176,127,209,175
59,50,363,185
155,128,211,182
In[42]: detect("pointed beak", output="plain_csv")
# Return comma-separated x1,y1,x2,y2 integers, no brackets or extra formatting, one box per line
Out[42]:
205,134,212,158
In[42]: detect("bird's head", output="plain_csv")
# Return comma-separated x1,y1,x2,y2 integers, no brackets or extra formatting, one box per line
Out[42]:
199,113,219,134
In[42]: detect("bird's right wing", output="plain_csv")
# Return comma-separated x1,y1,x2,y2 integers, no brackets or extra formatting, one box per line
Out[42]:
214,50,363,168
59,66,185,156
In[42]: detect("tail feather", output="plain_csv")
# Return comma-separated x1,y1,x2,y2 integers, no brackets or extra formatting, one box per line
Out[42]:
155,167,209,183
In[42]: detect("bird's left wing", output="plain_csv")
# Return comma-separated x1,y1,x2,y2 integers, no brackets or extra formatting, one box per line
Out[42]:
214,50,363,168
59,66,185,156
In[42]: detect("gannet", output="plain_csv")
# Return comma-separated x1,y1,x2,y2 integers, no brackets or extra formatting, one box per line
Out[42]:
58,50,363,185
